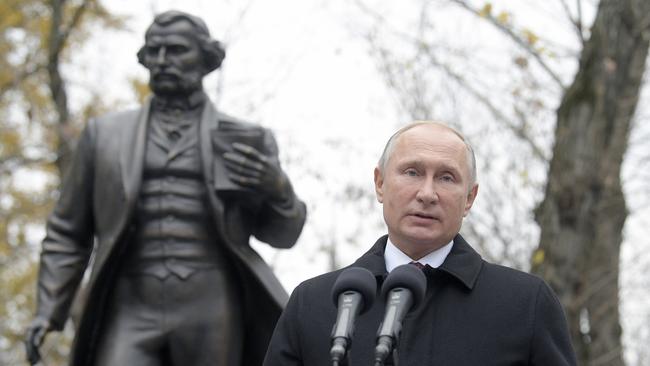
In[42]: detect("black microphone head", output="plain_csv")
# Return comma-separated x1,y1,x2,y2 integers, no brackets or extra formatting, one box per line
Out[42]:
331,267,377,314
380,264,427,308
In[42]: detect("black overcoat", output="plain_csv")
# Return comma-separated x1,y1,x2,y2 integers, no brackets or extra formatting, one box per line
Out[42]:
264,235,577,366
34,98,306,366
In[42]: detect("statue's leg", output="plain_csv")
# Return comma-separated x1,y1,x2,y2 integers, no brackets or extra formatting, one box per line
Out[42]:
165,268,244,366
95,275,167,366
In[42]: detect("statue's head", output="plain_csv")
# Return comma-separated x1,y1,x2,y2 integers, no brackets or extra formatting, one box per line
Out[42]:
137,10,226,97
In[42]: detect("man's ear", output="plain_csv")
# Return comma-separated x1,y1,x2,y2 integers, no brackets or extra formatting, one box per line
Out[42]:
374,167,384,203
463,183,479,216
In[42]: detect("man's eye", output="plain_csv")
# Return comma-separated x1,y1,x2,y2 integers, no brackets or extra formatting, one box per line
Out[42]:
168,45,188,54
440,174,454,182
404,169,418,176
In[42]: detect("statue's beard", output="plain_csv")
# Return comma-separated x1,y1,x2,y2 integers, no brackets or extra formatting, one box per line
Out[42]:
149,69,203,97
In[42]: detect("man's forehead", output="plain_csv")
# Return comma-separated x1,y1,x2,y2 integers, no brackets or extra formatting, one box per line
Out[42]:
399,124,465,148
392,125,468,166
145,32,196,46
146,20,200,41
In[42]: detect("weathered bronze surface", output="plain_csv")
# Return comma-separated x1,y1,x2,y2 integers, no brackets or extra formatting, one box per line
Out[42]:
25,10,306,366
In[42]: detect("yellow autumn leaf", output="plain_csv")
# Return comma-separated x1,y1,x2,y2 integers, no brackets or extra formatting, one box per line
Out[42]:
479,3,493,18
522,28,539,46
532,249,545,266
519,169,529,180
497,11,510,24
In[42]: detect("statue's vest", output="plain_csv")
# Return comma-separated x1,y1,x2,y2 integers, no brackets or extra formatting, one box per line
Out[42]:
123,104,229,279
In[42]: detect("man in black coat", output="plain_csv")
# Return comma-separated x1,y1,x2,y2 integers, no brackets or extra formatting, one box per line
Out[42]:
263,122,576,365
25,10,306,366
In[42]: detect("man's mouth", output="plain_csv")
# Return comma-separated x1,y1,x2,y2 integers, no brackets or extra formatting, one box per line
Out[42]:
409,212,437,221
153,72,179,81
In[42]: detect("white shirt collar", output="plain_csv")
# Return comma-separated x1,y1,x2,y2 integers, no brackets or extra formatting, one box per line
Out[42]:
384,237,454,273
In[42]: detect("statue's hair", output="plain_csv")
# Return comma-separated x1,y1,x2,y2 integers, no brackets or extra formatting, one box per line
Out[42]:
377,121,477,188
137,10,226,73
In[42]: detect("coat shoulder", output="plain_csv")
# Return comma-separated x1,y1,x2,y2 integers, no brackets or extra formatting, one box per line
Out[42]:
92,106,143,132
293,269,343,298
290,269,356,311
479,261,547,294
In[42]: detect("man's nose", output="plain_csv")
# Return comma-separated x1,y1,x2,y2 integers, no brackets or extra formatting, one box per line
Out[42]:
416,179,438,204
155,46,168,65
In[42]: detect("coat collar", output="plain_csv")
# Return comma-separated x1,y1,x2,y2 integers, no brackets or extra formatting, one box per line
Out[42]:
352,236,390,277
439,234,484,290
353,234,483,290
198,99,219,186
120,97,150,207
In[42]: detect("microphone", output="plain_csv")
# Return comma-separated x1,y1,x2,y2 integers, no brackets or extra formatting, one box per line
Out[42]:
374,264,427,366
330,267,377,366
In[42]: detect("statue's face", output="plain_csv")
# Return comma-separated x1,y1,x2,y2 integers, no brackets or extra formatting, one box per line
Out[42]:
141,20,205,97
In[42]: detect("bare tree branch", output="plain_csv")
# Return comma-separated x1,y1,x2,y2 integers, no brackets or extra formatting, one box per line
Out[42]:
418,44,549,161
557,0,586,43
449,0,566,90
357,0,549,160
48,0,92,175
50,0,92,58
363,34,426,119
576,0,585,39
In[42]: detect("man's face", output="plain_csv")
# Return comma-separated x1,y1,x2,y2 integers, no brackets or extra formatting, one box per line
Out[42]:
374,124,478,259
141,20,205,96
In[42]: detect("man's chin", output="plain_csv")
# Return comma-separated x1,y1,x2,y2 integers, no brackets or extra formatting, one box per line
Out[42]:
400,229,449,248
150,82,182,95
150,79,202,97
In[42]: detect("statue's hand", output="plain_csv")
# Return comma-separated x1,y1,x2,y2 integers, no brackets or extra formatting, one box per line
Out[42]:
223,142,290,202
25,318,51,365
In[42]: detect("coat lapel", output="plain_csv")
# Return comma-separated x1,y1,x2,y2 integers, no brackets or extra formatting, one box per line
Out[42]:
199,100,224,218
120,97,150,210
353,235,390,277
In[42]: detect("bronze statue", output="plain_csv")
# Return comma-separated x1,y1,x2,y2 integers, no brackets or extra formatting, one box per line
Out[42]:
25,10,306,366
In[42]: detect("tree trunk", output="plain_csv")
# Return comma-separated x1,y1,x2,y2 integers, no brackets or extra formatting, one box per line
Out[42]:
532,1,650,365
48,0,92,176
48,0,73,175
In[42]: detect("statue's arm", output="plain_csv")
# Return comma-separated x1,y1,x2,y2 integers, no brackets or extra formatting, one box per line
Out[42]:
252,129,306,248
34,119,97,330
25,120,97,363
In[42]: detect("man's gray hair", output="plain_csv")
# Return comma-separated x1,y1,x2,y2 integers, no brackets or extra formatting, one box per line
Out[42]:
377,121,477,187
